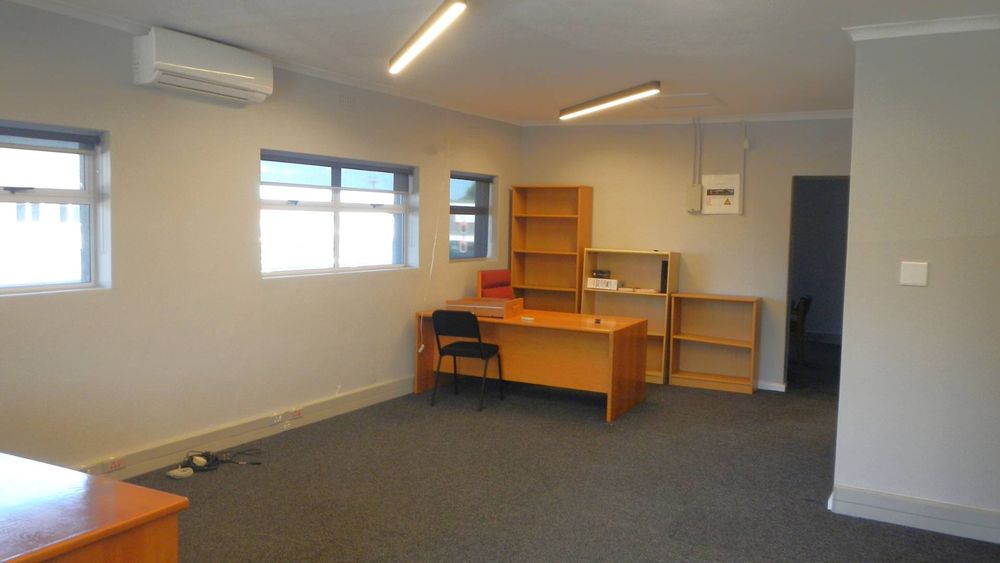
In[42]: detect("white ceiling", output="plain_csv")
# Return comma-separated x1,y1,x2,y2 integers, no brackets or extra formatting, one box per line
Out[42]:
16,0,1000,124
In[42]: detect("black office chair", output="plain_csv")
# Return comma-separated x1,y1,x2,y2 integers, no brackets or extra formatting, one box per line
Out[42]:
790,295,813,364
431,310,504,411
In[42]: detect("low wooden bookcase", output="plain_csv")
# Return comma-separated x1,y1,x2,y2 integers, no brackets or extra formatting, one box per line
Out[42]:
581,248,679,384
669,293,761,394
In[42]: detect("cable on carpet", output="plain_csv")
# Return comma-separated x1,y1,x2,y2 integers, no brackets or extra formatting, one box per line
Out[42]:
166,446,263,479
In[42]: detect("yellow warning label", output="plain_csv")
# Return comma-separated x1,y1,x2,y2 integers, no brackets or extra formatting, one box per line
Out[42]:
724,198,732,205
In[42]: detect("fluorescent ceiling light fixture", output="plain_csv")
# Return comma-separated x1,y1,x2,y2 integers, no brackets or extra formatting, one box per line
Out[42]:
389,1,468,75
559,81,661,121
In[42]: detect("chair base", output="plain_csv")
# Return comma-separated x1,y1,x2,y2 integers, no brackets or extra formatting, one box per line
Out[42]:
430,355,504,411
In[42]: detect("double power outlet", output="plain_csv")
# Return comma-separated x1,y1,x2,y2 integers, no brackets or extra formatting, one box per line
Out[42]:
270,408,303,430
82,457,126,475
96,457,126,474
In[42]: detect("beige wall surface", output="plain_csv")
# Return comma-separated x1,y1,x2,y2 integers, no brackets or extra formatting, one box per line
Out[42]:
0,3,518,468
519,119,853,388
836,29,1000,511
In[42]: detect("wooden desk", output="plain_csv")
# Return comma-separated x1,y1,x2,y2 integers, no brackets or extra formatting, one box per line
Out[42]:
0,453,188,562
416,309,646,421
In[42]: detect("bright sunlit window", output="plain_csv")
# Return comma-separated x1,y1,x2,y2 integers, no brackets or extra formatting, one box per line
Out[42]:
0,125,105,292
259,151,413,274
449,173,493,260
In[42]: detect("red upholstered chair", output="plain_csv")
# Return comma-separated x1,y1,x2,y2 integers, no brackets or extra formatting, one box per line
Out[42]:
477,269,514,299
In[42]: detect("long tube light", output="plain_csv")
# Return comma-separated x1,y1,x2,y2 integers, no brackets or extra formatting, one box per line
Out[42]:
389,1,468,75
559,81,661,121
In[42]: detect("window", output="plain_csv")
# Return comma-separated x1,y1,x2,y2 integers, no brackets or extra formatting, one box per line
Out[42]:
259,150,413,274
0,125,105,292
449,173,493,260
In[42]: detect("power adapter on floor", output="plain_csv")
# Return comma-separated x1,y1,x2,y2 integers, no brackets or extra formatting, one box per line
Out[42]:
166,467,194,479
164,448,263,479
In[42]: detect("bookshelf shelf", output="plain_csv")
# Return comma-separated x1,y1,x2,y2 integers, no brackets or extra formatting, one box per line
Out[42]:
513,250,579,256
583,288,668,297
671,333,753,349
512,213,579,219
511,284,578,293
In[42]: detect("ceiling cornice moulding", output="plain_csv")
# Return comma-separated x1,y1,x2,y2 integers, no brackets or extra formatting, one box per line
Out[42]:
845,14,1000,42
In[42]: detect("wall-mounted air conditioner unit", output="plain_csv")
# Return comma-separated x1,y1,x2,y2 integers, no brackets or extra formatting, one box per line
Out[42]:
133,27,273,104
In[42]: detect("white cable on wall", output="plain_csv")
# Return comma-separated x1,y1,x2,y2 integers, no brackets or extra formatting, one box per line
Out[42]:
418,220,440,353
418,128,449,353
692,117,702,186
741,121,750,213
686,117,705,214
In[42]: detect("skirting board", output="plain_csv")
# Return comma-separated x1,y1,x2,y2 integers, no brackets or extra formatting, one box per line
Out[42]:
79,376,412,481
757,381,786,392
830,485,1000,544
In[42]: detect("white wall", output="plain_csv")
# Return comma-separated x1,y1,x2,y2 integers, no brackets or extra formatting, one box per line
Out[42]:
0,3,519,468
519,119,853,389
833,28,1000,540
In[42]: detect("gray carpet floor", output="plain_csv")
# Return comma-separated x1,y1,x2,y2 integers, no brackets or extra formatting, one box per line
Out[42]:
131,350,1000,562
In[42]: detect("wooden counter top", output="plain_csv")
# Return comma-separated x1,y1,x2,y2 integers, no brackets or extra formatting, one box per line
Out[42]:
1,452,188,562
418,308,645,334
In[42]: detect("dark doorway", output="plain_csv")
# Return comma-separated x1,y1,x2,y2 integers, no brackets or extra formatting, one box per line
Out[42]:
786,176,849,394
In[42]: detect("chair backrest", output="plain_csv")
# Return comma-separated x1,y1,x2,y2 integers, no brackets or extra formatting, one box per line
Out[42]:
432,310,483,352
792,295,813,325
477,269,514,299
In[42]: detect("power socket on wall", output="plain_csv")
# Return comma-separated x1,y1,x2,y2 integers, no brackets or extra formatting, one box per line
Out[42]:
85,457,126,474
269,408,304,427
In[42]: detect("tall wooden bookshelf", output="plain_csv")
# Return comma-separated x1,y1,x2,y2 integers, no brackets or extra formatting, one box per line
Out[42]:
510,185,592,312
669,293,761,394
581,249,679,384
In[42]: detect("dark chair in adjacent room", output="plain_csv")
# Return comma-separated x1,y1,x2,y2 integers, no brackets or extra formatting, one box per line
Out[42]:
431,310,504,411
477,268,514,299
789,295,813,364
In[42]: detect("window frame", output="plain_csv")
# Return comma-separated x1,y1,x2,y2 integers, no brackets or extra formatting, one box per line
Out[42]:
258,150,414,276
448,172,494,261
0,125,106,295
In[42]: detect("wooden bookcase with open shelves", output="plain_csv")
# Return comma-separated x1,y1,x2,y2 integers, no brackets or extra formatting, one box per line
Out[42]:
669,293,761,394
581,249,679,384
510,185,592,312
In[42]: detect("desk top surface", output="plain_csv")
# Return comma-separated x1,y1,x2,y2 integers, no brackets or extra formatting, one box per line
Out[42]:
0,452,189,562
418,308,645,334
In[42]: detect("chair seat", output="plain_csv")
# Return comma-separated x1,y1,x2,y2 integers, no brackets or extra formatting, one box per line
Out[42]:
440,341,499,359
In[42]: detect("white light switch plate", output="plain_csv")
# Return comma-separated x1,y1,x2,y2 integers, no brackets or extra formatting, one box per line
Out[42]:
900,261,928,286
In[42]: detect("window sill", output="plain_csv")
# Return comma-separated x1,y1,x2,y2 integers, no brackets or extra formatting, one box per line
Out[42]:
262,265,416,280
0,284,109,298
448,256,495,263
